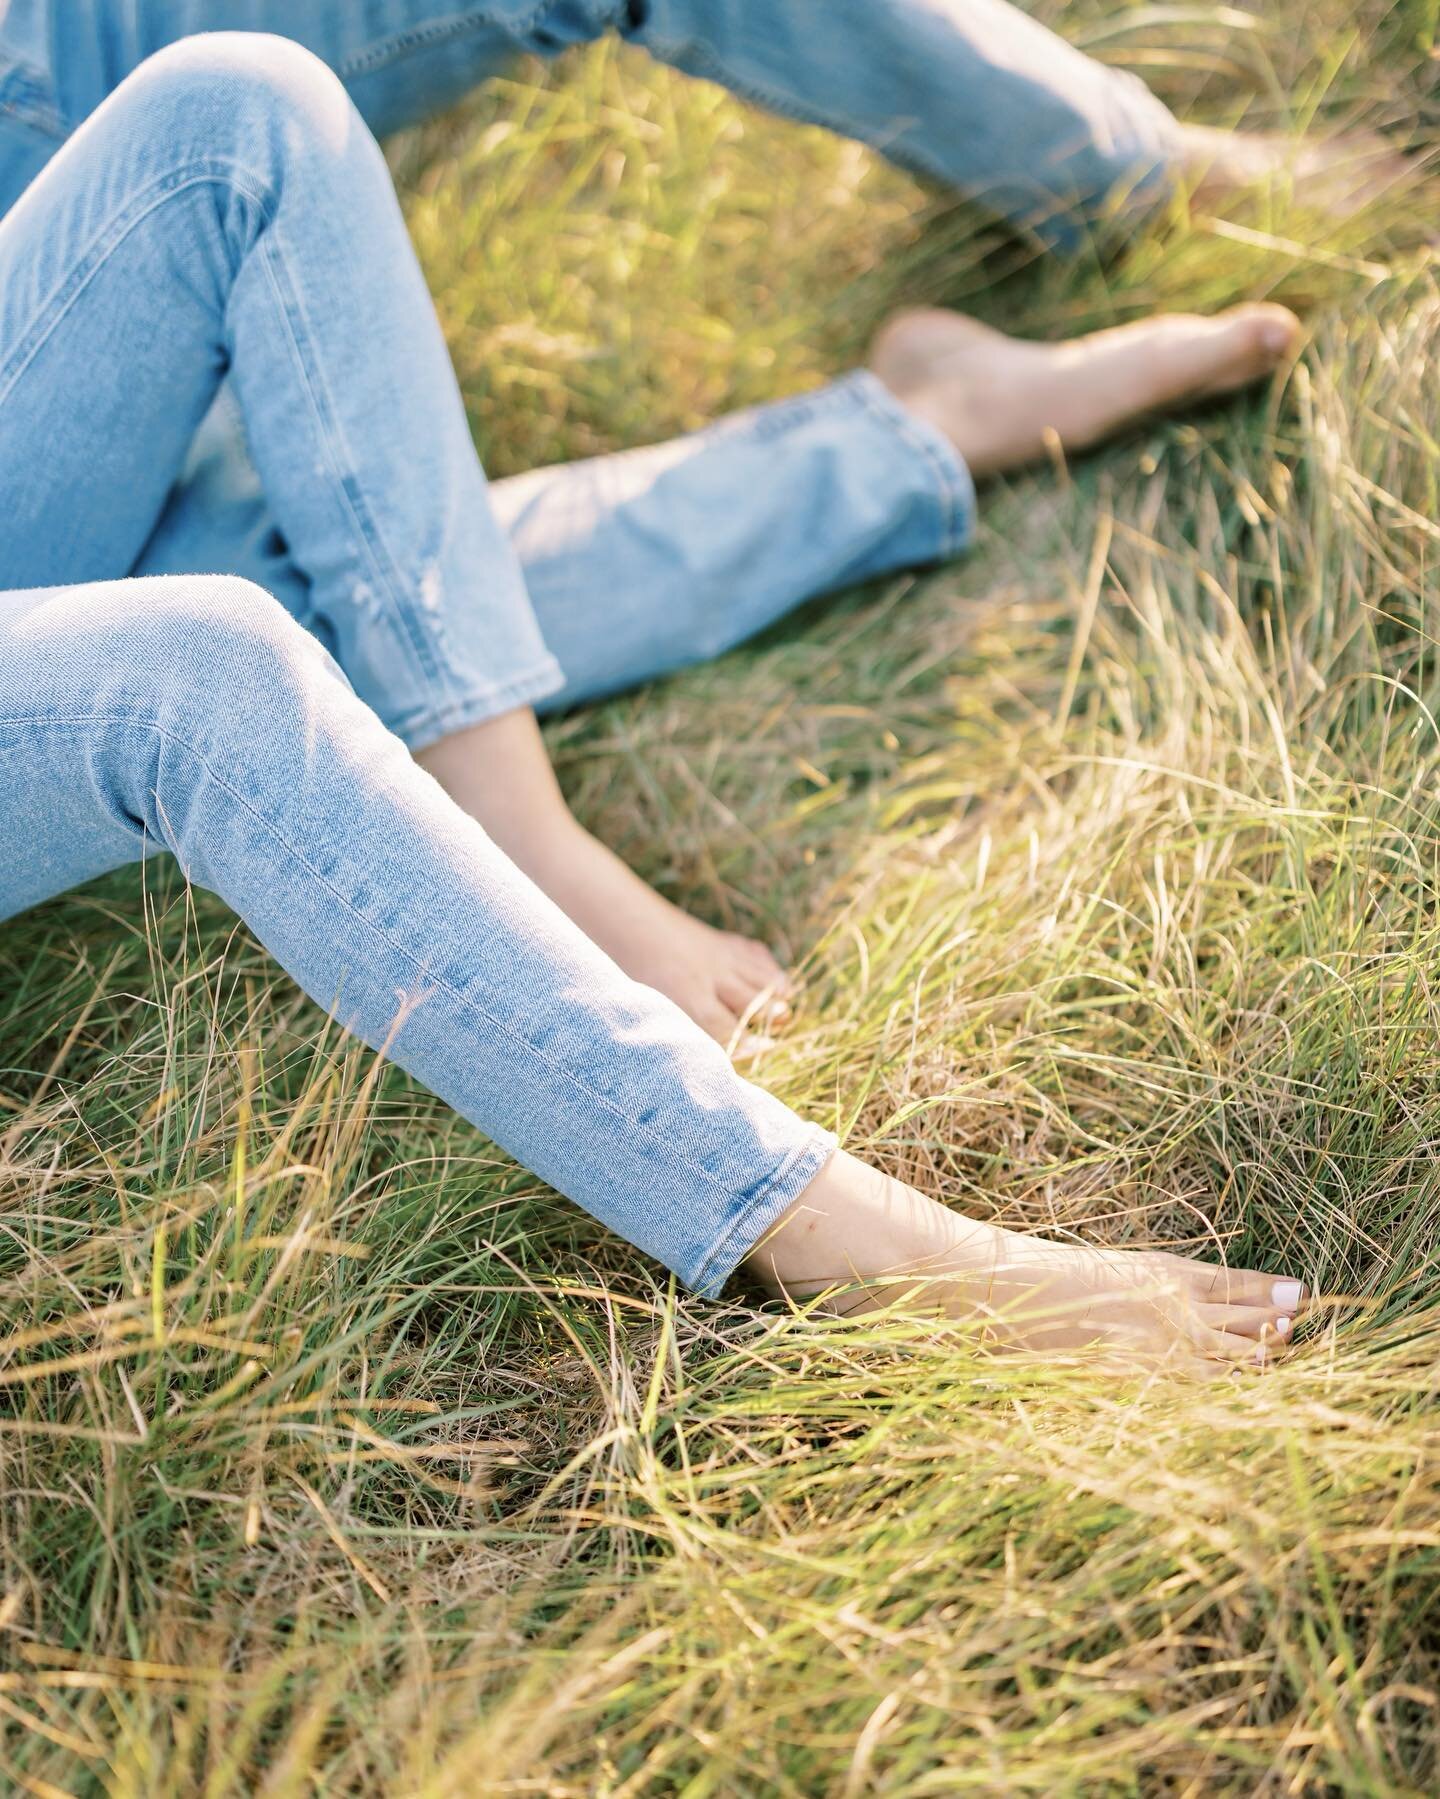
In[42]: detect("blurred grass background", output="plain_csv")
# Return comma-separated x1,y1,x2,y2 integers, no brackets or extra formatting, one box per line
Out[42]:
7,0,1440,1790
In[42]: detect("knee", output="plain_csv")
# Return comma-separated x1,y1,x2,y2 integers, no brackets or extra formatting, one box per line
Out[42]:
103,575,341,729
123,32,357,158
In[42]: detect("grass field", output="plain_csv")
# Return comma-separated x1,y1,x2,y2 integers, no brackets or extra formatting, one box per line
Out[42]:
7,3,1440,1791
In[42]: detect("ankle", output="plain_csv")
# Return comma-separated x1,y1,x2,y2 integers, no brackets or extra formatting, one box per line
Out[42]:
742,1149,993,1302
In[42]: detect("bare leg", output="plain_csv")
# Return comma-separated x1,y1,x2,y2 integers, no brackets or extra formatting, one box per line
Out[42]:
417,300,1303,1045
870,303,1303,477
416,711,791,1047
746,1152,1307,1375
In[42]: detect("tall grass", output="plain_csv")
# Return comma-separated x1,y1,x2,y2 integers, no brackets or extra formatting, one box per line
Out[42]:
6,2,1440,1791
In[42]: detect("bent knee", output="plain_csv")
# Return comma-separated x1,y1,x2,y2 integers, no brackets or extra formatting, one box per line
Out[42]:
123,32,356,150
92,574,337,711
2,573,346,736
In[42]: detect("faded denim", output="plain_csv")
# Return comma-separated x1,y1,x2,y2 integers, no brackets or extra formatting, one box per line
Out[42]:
0,8,1180,1287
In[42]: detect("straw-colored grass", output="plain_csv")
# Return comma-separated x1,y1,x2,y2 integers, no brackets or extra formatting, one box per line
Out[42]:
6,2,1440,1791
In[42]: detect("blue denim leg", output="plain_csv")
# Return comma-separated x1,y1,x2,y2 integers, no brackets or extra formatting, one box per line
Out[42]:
500,371,975,708
0,574,836,1293
629,0,1183,250
137,369,976,718
3,1,1182,244
0,32,563,745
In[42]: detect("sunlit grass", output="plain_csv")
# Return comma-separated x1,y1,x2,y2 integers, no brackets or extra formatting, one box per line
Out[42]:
7,3,1440,1791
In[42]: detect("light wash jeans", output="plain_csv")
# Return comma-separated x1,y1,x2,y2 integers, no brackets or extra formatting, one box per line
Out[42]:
0,0,1183,733
0,10,1181,1291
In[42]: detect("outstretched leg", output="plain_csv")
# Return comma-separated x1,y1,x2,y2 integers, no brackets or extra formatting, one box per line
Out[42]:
0,571,1308,1368
14,2,1410,253
0,573,831,1296
12,0,1173,244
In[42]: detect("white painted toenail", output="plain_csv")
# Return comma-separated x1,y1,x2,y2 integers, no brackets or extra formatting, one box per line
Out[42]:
1272,1279,1302,1312
1276,1316,1292,1337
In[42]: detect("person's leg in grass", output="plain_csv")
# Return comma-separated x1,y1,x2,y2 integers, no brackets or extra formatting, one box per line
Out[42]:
6,2,1407,248
0,31,1309,1361
134,286,1301,1040
477,299,1302,710
26,35,1299,1043
0,30,799,1041
0,570,1307,1371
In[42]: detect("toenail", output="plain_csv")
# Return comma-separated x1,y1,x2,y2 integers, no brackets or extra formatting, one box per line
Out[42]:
1276,1315,1292,1337
1272,1279,1303,1311
1263,320,1294,356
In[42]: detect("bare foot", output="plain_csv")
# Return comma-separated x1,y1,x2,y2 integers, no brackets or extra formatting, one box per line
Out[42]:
870,302,1301,478
417,710,791,1047
502,808,793,1048
745,1151,1306,1376
1180,122,1417,219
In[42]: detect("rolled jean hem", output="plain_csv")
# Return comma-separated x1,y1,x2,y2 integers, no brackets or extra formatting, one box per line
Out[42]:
387,652,567,750
844,369,977,561
688,1125,839,1299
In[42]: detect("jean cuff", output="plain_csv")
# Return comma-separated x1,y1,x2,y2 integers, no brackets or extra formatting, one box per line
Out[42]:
843,369,977,563
688,1124,839,1299
386,653,568,751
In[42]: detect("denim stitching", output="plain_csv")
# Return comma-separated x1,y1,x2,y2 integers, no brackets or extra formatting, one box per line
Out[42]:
689,1126,837,1294
0,151,454,703
0,56,67,138
388,654,566,746
0,161,274,405
3,710,779,1230
336,3,616,77
253,227,446,693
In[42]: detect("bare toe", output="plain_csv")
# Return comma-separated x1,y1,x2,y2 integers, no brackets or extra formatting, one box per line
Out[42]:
1191,1262,1307,1315
1197,1302,1297,1342
869,300,1300,479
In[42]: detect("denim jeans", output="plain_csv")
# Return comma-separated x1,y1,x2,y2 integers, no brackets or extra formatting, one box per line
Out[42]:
0,0,1181,731
0,12,1179,1289
0,0,1182,247
0,35,840,1293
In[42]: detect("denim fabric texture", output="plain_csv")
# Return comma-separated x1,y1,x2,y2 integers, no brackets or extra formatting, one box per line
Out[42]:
0,4,1180,1289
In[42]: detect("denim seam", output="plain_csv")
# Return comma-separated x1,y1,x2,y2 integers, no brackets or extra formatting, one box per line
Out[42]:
253,227,449,696
0,145,450,704
0,160,276,407
7,710,789,1243
843,370,975,561
387,653,566,748
336,3,615,76
689,1124,838,1297
0,59,67,139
